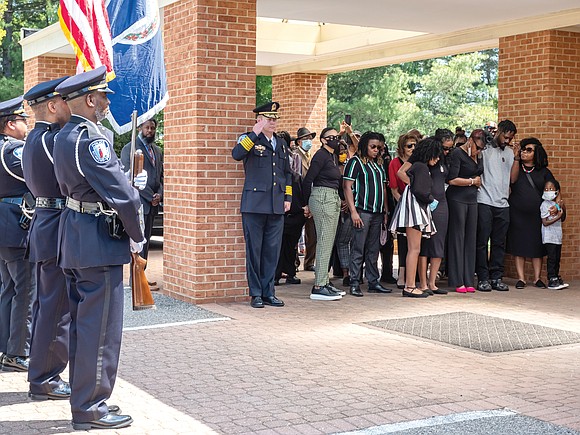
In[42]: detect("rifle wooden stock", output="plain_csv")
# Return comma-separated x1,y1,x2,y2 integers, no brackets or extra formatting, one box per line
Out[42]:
131,252,156,310
129,110,155,310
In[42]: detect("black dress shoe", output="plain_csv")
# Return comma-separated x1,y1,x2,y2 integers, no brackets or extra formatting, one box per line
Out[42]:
286,276,301,285
250,296,264,308
304,265,315,272
29,381,71,401
342,276,350,286
350,286,363,297
108,405,121,415
367,282,393,293
274,279,280,286
262,296,285,307
72,414,133,430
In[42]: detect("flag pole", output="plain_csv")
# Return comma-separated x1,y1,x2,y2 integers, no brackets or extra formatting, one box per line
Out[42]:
128,110,138,183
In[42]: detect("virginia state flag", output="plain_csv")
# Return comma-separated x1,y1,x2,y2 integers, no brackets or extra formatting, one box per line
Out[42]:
106,0,169,134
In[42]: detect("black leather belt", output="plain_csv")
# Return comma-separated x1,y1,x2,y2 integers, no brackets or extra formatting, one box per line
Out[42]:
0,197,23,205
65,197,102,215
36,197,65,210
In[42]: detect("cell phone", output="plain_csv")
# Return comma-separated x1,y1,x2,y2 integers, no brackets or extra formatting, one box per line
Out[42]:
344,114,351,125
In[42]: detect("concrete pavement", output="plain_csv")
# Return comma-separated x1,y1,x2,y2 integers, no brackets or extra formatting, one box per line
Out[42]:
1,242,579,434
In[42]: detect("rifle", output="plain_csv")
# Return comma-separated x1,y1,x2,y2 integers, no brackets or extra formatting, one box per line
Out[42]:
129,110,156,311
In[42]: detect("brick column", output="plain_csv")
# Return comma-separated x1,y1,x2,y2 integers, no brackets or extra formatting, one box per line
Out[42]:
22,56,77,119
272,73,327,143
499,30,580,280
162,0,256,303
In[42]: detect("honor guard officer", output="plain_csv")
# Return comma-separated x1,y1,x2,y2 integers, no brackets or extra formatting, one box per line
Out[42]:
53,66,144,431
22,77,72,401
232,102,292,308
0,96,36,373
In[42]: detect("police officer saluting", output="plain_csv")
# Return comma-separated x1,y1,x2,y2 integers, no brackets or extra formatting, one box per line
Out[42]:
21,77,72,400
0,96,36,373
53,66,145,430
232,102,292,308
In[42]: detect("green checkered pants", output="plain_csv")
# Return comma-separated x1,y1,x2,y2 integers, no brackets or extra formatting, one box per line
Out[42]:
309,186,340,286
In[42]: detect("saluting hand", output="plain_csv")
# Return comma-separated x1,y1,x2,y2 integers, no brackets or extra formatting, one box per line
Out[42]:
252,117,269,135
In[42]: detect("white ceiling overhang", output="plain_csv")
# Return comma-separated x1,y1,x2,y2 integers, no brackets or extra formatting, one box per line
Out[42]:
20,1,580,76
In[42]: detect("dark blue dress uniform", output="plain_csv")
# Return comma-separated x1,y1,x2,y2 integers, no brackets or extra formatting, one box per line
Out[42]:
0,96,36,371
232,102,292,305
22,76,71,398
53,69,143,426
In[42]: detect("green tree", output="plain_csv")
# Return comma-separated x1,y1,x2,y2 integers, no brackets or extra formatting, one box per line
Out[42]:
328,50,498,147
256,75,272,106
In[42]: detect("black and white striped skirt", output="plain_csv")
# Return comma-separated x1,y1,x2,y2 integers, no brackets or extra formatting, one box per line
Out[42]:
389,185,437,238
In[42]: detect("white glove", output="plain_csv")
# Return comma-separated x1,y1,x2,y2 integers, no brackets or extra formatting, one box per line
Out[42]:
130,238,145,253
133,170,148,190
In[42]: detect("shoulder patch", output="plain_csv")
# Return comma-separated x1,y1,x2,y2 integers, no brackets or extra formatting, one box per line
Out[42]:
237,134,249,143
88,140,112,164
12,146,23,160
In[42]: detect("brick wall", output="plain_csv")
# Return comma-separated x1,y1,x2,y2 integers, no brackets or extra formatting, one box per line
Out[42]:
499,30,580,280
162,0,256,303
22,55,77,121
272,73,327,145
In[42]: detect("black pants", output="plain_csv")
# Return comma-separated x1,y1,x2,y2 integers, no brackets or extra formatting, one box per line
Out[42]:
447,201,478,288
276,213,306,279
350,211,382,286
476,204,510,281
545,243,562,279
141,207,158,261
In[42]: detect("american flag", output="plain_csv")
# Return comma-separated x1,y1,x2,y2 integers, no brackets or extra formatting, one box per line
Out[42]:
58,0,115,79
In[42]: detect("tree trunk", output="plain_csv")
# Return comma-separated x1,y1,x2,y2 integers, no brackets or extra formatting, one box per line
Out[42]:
1,0,14,78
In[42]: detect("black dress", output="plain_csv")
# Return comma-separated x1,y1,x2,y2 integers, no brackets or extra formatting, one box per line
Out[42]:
421,161,448,258
506,165,553,258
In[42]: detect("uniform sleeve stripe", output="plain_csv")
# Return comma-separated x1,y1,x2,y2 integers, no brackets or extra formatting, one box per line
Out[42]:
285,185,292,195
241,136,254,151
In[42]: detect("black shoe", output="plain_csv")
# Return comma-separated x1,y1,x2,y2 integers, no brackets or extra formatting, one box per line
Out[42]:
430,288,448,295
323,284,345,296
108,405,121,415
349,286,364,297
367,282,393,293
29,381,71,401
342,276,351,286
310,286,342,301
534,279,547,289
402,287,429,298
490,279,509,291
380,275,397,284
477,280,492,292
515,280,526,289
262,296,285,307
304,265,315,272
1,355,29,372
250,296,264,308
274,279,280,286
286,276,301,285
72,414,133,430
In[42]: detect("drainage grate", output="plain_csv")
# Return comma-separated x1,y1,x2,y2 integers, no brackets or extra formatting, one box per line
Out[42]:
365,311,580,353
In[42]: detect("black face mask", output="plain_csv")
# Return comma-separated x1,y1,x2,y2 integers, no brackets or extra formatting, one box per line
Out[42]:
326,138,340,150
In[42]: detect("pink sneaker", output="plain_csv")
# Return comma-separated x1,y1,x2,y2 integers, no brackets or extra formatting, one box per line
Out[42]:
466,287,476,293
456,286,467,293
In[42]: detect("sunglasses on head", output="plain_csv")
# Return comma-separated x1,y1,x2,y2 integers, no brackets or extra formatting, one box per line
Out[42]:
405,143,416,149
520,147,535,153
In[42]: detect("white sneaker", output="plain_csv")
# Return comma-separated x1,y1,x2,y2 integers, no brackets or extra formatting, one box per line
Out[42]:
310,286,342,301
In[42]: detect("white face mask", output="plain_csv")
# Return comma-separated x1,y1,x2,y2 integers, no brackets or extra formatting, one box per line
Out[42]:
542,191,557,201
301,139,312,151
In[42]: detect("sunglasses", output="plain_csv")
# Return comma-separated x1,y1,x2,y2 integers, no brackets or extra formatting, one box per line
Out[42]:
369,144,382,150
12,118,27,124
405,143,416,149
443,145,454,152
520,147,535,153
323,135,339,141
455,142,467,146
